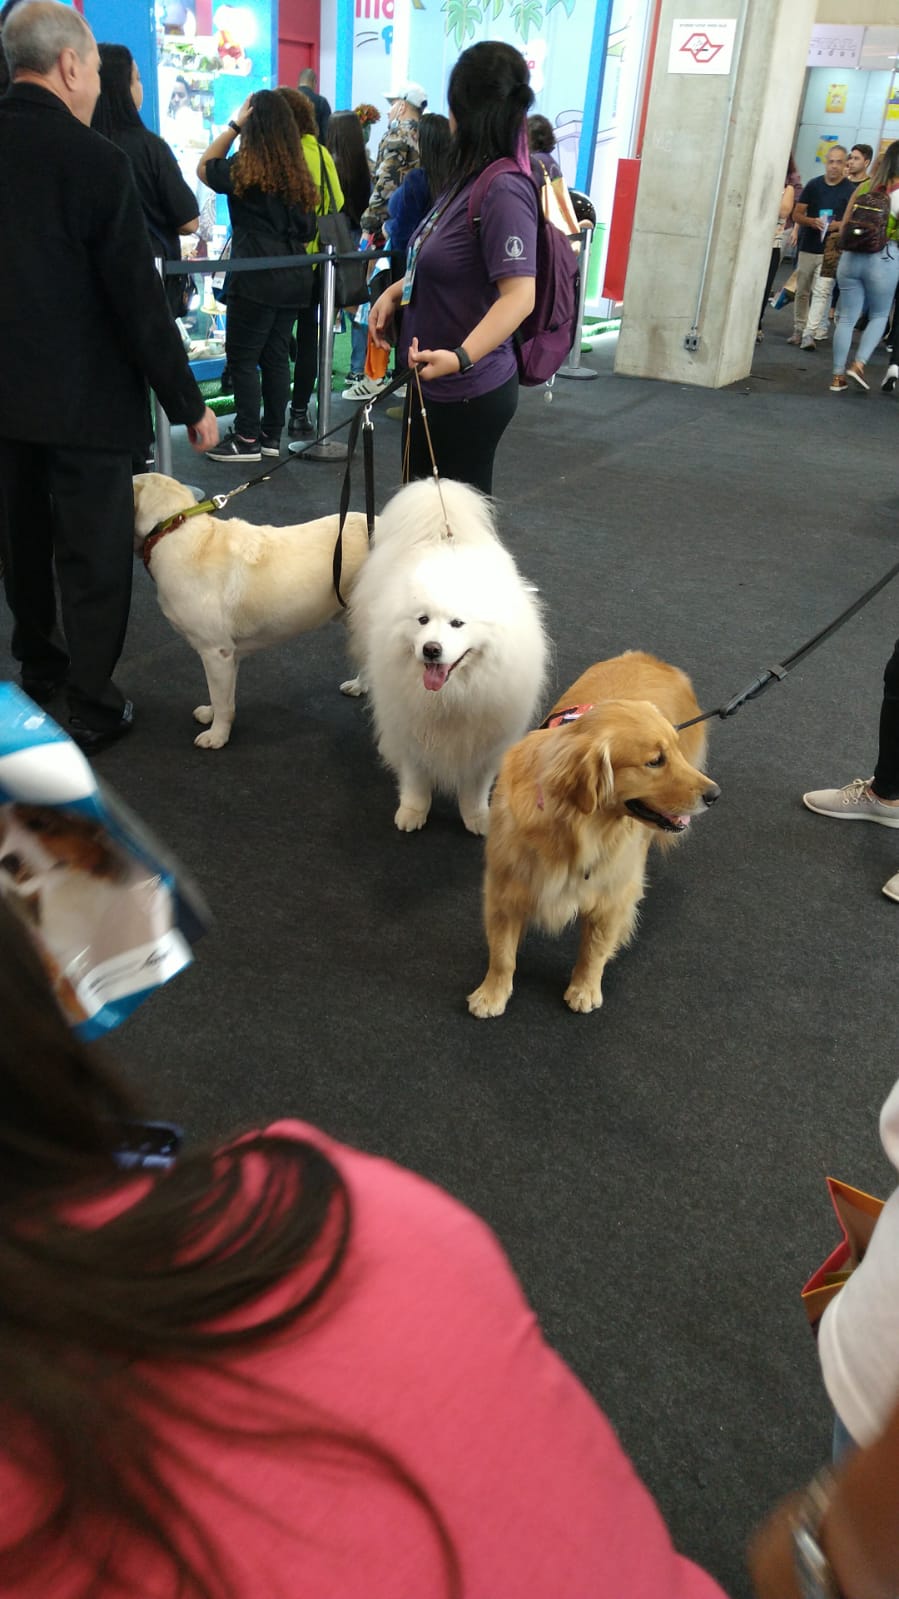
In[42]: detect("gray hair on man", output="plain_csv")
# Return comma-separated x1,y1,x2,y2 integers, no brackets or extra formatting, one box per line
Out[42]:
3,0,93,77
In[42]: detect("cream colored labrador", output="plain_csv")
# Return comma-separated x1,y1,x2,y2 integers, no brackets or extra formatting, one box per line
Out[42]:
133,473,372,748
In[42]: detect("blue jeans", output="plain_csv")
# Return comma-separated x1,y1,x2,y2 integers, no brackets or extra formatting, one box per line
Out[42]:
833,246,899,372
350,317,368,376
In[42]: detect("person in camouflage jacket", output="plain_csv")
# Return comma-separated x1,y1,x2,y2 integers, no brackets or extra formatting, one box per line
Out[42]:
360,82,427,245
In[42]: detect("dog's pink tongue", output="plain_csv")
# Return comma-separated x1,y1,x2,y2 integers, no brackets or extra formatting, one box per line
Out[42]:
423,662,450,691
671,814,691,828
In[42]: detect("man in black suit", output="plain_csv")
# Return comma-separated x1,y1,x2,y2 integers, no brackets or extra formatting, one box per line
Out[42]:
0,2,219,751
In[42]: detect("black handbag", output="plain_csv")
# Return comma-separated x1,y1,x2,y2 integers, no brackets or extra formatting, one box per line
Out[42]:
316,147,370,308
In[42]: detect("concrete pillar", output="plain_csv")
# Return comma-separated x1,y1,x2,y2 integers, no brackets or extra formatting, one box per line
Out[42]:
616,0,816,387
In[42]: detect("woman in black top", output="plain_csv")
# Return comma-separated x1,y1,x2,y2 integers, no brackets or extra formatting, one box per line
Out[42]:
327,110,374,384
199,91,318,461
91,45,199,319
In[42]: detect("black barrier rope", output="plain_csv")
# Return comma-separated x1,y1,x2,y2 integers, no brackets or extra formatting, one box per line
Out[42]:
160,248,383,275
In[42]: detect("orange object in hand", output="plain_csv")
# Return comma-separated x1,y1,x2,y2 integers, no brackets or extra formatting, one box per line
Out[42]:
365,328,389,381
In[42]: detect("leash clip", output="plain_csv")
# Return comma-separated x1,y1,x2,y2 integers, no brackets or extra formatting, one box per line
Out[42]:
210,493,230,511
362,401,375,431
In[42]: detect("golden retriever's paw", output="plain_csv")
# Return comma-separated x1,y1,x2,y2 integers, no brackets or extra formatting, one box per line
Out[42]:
194,726,231,750
394,802,429,832
461,808,489,837
193,704,214,725
564,980,604,1014
467,982,511,1019
339,676,366,698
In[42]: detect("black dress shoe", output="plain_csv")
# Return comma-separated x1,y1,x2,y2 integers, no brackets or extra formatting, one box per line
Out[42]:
20,674,67,706
69,700,134,753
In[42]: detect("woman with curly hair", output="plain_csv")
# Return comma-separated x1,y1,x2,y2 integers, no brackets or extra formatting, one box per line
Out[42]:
276,87,344,439
198,91,318,460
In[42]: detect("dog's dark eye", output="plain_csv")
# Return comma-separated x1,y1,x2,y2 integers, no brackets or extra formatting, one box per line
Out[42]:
418,615,429,626
449,618,464,629
646,753,666,768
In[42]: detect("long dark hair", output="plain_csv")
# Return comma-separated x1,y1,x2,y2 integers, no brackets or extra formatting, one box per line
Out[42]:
447,40,534,182
326,108,371,229
872,139,899,189
0,897,459,1597
418,112,451,200
232,88,317,207
91,42,144,138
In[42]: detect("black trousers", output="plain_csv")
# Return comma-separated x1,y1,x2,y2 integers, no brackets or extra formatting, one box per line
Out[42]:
401,372,519,497
759,247,781,328
873,637,899,799
0,440,133,729
291,298,319,412
225,295,296,442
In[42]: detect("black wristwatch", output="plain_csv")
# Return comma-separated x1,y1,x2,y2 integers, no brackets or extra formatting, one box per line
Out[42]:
453,344,472,372
791,1469,844,1599
228,120,241,135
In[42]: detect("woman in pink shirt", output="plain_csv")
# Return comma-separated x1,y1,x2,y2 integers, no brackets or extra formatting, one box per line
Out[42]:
0,898,726,1599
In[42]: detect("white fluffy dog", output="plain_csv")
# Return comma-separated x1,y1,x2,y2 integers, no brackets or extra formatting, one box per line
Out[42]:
341,478,548,834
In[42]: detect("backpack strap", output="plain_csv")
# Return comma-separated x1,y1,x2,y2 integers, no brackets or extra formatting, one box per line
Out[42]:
466,157,530,232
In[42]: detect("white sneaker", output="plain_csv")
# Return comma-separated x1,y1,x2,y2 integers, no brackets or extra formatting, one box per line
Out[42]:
883,871,899,902
341,374,391,402
802,777,899,828
882,364,898,393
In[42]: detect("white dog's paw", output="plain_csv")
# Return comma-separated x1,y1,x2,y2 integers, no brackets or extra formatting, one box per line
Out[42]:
467,982,511,1019
461,808,489,837
193,704,214,725
564,980,604,1014
394,802,429,832
339,676,366,698
194,726,231,750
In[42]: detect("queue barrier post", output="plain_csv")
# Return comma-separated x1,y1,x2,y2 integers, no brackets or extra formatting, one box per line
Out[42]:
293,245,348,462
558,226,598,383
152,257,175,473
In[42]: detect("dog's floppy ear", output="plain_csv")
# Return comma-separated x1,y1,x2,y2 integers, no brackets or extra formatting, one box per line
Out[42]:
543,730,615,816
572,739,614,815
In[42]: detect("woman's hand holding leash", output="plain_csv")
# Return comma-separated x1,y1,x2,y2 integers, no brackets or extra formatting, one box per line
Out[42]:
408,338,464,380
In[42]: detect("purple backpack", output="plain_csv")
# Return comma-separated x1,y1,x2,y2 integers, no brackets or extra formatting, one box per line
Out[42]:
467,158,579,386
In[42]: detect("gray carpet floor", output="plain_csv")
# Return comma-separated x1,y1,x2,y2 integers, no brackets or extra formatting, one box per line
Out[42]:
4,291,898,1596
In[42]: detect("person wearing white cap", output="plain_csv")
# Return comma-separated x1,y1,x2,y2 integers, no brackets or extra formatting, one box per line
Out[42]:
359,79,427,244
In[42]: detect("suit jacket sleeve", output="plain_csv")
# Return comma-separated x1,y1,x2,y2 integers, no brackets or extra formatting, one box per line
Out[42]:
91,164,205,427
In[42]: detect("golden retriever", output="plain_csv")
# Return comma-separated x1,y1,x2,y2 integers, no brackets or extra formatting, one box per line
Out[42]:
467,652,720,1017
133,473,372,748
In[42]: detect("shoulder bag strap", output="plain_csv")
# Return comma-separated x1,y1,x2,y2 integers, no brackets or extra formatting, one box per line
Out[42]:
317,143,335,215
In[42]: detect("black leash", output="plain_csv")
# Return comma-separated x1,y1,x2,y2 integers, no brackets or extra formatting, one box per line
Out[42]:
676,555,899,731
175,367,412,603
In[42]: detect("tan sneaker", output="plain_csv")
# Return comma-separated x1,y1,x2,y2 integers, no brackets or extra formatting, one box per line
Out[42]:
883,872,899,902
803,777,899,828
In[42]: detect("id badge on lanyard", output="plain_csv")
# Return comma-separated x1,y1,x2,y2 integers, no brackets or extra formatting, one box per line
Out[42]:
400,200,444,307
400,234,421,307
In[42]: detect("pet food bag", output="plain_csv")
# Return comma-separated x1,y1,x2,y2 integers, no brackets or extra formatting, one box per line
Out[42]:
0,683,209,1039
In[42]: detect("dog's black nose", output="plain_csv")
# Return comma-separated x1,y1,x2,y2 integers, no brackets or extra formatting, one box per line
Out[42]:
422,642,442,662
702,783,721,807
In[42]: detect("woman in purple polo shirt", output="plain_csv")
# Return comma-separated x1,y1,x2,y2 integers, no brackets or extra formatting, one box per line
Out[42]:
369,41,537,496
